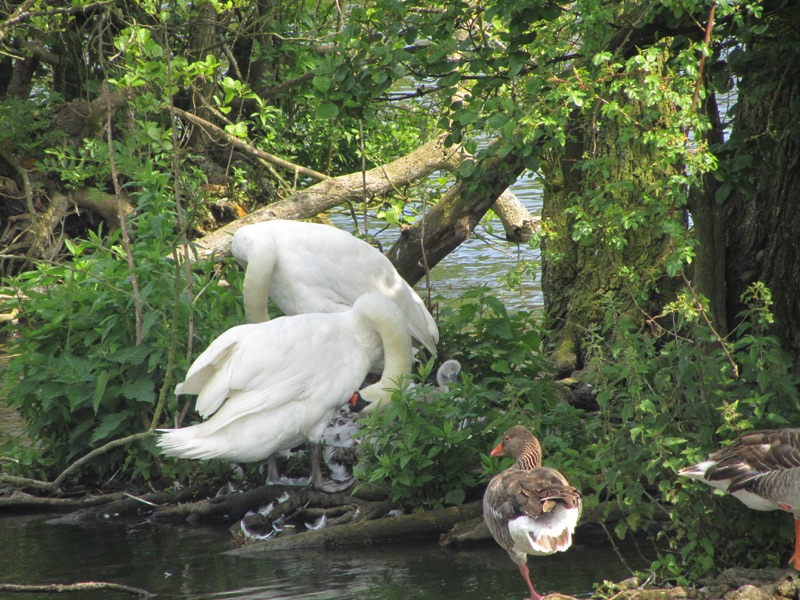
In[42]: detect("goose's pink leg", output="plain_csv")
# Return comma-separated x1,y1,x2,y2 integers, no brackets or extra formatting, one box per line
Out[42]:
519,562,542,600
789,519,800,571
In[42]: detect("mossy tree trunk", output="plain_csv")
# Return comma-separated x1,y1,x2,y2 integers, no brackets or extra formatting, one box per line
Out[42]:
541,99,683,375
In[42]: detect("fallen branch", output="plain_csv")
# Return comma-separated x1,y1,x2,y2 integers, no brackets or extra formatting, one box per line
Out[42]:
228,500,483,556
0,485,212,517
0,581,153,597
189,132,464,261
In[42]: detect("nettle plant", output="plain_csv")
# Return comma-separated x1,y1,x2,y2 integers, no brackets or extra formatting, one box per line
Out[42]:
0,193,243,485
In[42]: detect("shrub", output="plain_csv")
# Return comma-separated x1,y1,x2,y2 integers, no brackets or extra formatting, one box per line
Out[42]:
582,286,800,583
356,290,563,511
0,197,243,485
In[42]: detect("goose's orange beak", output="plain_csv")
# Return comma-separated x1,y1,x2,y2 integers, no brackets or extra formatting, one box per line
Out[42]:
490,442,505,457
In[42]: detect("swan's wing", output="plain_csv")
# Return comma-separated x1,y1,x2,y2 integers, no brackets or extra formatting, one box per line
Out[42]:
188,312,373,419
271,223,439,353
176,323,262,399
232,221,438,353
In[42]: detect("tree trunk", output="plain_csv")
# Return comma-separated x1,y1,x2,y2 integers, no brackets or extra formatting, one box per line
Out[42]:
541,102,683,375
688,93,728,335
722,40,800,359
387,148,528,286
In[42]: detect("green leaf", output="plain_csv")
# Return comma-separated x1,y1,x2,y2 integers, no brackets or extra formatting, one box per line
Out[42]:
90,410,131,445
312,75,332,93
458,159,476,178
121,377,156,404
316,103,339,120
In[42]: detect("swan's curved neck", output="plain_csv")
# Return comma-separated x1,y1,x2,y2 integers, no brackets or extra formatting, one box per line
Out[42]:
356,300,413,414
241,241,276,323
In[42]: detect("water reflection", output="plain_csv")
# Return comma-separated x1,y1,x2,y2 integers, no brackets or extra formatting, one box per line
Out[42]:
1,514,649,599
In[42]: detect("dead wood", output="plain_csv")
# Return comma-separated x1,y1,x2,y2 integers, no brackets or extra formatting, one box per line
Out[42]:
72,187,132,229
149,483,299,525
0,581,153,597
0,485,212,519
187,132,465,261
493,188,541,244
228,500,483,556
388,145,529,285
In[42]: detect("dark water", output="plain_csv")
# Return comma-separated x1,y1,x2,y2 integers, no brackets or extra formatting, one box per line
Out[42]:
0,514,651,599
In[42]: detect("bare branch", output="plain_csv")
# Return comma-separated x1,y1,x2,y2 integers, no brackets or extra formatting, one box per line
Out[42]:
0,1,114,35
189,133,464,260
0,581,153,597
170,106,330,182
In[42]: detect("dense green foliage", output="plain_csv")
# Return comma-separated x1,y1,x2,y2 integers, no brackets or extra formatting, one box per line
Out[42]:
0,198,244,483
357,289,554,510
2,0,799,588
578,286,800,583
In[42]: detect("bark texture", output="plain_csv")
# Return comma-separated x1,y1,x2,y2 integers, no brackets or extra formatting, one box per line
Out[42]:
722,39,800,358
386,147,529,286
541,103,681,375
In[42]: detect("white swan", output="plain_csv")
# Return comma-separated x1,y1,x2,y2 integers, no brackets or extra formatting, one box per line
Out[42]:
230,220,439,356
157,293,413,489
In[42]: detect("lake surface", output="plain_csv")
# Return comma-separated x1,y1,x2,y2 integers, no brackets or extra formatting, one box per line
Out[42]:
0,513,651,599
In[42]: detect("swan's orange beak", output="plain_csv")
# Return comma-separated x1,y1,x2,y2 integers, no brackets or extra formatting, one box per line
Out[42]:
349,391,371,413
490,442,505,457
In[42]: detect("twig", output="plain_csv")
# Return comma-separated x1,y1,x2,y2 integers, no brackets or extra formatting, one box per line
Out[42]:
690,2,716,115
599,522,640,579
359,120,369,243
52,431,154,489
0,581,153,597
123,492,160,507
105,85,143,345
169,106,330,182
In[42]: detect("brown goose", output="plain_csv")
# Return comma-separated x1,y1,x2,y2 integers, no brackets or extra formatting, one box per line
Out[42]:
483,425,582,600
679,428,800,570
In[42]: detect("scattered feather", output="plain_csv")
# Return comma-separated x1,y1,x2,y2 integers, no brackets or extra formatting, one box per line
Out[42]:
305,514,328,530
240,519,273,541
328,461,351,482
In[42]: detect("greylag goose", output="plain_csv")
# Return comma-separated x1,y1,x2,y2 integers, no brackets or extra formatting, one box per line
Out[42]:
231,220,439,356
679,428,800,570
483,425,582,600
157,293,412,490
